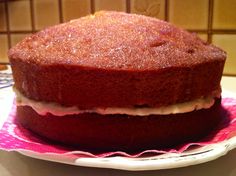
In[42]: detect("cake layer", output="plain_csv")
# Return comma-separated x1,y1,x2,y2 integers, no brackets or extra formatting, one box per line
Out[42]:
17,98,224,152
9,11,226,108
15,87,220,116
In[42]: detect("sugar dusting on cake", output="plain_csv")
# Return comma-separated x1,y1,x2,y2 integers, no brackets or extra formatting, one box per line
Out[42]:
8,11,226,70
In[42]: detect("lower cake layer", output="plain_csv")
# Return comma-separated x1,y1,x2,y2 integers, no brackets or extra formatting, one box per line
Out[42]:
16,98,224,152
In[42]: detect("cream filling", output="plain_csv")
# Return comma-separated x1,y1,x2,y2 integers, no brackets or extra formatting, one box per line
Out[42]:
14,88,221,116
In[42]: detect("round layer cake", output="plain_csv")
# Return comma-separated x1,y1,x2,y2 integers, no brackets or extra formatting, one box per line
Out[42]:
9,11,226,152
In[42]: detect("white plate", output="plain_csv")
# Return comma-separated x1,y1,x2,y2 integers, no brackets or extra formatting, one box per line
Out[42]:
1,87,236,171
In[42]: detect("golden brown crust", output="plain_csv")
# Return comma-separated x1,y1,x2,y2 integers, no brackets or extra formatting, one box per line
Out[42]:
9,11,225,70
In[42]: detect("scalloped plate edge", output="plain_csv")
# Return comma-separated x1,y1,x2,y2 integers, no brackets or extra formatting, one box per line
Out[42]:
18,136,236,171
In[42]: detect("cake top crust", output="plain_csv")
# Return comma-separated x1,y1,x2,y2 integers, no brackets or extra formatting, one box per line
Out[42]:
9,11,226,70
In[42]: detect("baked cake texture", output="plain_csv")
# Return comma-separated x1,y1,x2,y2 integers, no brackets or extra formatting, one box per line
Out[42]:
9,11,226,151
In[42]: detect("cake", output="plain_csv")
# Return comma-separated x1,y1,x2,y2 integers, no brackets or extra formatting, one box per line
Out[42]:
9,11,226,152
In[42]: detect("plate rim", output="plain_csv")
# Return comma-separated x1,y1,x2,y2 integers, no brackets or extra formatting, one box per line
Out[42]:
17,135,236,171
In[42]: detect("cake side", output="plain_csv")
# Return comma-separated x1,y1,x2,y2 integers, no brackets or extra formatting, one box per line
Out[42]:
11,59,224,108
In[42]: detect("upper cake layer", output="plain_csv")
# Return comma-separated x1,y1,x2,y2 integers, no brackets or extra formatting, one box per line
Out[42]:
9,11,226,108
